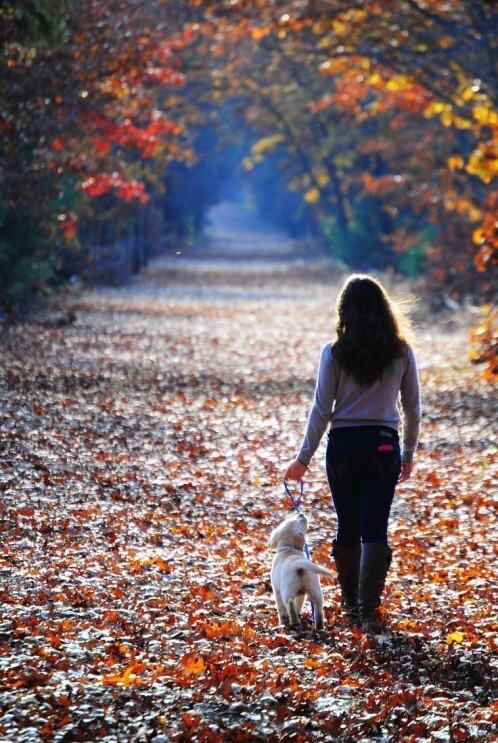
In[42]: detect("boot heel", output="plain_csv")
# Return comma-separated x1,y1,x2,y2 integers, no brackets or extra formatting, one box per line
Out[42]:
358,543,392,632
332,540,361,621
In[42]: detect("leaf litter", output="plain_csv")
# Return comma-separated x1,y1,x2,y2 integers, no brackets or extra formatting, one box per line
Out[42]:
0,257,497,741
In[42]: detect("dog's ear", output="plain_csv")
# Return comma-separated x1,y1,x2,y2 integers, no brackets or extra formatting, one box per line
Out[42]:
268,522,284,549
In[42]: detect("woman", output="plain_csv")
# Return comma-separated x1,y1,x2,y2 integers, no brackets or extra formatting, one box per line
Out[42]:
284,274,421,631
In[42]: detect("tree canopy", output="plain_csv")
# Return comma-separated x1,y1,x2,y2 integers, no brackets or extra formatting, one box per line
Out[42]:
1,1,497,372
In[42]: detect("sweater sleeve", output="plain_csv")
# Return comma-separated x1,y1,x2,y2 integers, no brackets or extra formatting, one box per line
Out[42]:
297,344,337,467
400,346,421,463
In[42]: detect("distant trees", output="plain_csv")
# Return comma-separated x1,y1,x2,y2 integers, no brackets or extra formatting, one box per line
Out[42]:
182,0,496,291
1,0,496,352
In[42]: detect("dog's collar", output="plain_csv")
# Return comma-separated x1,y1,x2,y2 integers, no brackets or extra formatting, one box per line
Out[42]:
276,545,305,554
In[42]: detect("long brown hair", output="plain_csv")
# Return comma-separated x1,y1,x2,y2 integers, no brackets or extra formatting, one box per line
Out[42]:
332,274,410,386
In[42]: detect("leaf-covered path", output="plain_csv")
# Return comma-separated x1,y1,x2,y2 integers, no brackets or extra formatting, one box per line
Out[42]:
1,257,497,742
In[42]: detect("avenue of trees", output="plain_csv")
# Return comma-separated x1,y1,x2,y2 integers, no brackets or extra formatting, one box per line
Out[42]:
1,0,496,372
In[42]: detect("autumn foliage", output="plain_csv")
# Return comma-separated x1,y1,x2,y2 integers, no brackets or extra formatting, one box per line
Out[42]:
1,0,496,374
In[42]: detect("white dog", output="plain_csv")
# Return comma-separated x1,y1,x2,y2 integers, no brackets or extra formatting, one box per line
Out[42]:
268,513,336,630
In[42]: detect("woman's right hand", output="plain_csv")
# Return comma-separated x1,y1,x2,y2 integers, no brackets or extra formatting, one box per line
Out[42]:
284,460,307,483
398,461,413,483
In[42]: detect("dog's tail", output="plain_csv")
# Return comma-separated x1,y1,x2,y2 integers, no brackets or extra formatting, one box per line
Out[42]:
294,559,336,579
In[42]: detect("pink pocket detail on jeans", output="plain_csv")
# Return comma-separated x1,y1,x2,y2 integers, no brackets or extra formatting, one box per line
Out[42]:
377,444,394,451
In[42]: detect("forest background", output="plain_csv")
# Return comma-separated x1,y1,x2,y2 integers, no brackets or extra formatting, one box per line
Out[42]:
0,0,497,375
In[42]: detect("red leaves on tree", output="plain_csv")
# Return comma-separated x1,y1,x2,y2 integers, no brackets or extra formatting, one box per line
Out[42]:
91,136,112,155
51,137,66,152
81,173,148,202
112,116,180,158
57,212,78,238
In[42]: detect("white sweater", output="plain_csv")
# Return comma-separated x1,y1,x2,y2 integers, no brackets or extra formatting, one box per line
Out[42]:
297,343,421,465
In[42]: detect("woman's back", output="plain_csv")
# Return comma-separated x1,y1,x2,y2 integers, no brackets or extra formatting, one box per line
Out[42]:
297,341,420,467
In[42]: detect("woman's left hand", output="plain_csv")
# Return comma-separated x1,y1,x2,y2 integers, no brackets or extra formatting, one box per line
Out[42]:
284,460,307,482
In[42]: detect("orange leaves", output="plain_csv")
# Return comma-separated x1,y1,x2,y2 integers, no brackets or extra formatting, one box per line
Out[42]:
426,472,441,488
178,647,259,697
189,584,218,602
444,195,481,223
134,555,172,573
234,519,248,533
469,308,498,380
309,94,336,114
180,653,206,675
472,191,498,275
304,657,321,669
447,155,464,172
466,141,498,184
251,27,271,41
181,712,202,736
101,661,148,686
193,619,258,643
313,60,428,120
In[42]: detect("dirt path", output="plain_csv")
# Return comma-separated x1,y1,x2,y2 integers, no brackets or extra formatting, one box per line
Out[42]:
0,257,496,741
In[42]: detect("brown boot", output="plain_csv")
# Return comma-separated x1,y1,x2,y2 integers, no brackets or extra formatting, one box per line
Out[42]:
358,543,392,633
332,540,361,621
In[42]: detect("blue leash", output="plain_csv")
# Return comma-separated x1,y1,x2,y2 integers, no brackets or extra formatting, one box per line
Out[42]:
283,480,315,624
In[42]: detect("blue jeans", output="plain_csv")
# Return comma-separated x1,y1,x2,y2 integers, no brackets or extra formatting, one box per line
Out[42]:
326,426,401,546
